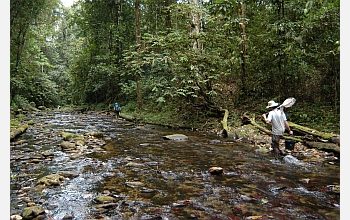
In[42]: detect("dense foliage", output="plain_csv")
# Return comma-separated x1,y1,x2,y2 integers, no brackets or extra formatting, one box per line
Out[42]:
10,0,340,133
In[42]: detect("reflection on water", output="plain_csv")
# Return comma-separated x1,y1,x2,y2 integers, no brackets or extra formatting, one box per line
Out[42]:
10,111,340,220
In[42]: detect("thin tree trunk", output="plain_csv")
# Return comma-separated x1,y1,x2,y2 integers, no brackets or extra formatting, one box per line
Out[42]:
135,0,142,110
116,0,122,61
239,1,247,95
189,0,200,50
165,0,172,30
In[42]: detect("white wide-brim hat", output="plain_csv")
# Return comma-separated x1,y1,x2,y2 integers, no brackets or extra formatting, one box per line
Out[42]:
266,100,279,108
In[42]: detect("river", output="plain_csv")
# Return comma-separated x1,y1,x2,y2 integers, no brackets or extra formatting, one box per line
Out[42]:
10,110,340,220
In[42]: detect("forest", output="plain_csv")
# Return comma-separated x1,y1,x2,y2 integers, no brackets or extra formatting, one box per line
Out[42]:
10,0,340,134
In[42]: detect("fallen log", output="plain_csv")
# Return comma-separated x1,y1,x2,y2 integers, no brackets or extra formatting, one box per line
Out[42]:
241,113,338,143
220,111,340,155
119,113,135,121
220,108,241,139
287,122,338,143
220,108,229,137
303,141,340,154
10,123,28,140
242,112,302,140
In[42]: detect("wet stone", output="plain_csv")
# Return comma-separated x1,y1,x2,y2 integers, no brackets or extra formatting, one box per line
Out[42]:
163,134,188,140
57,171,79,178
36,174,65,186
21,206,45,220
208,167,223,175
126,181,146,188
42,151,54,157
94,195,117,204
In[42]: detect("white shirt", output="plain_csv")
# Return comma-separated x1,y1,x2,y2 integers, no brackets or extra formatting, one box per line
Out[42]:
267,108,287,135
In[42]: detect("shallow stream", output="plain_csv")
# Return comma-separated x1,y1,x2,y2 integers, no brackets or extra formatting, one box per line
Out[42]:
10,111,340,219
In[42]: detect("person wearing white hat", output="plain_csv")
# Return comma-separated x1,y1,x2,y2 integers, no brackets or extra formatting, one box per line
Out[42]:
262,100,293,161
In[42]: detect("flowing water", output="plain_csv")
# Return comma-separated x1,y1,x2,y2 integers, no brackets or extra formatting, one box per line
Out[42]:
10,111,340,220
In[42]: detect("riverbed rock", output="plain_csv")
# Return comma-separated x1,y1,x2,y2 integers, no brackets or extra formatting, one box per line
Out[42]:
254,146,271,153
10,123,29,140
329,135,340,145
299,178,310,184
330,185,340,194
232,124,259,140
125,181,146,188
60,141,76,151
96,203,118,209
303,141,340,154
85,131,104,138
76,139,85,146
208,167,223,175
41,151,54,157
62,213,75,219
57,171,79,179
94,195,117,204
61,132,84,141
21,206,45,220
10,215,22,220
36,174,65,186
163,134,188,140
125,162,144,167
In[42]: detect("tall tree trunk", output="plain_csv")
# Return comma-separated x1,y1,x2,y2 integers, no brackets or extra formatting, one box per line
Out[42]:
116,0,122,61
135,0,142,110
239,1,247,96
277,0,284,99
165,0,172,31
189,0,200,50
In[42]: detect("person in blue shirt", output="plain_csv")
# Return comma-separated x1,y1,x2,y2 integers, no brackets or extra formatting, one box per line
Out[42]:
262,100,293,161
113,102,121,120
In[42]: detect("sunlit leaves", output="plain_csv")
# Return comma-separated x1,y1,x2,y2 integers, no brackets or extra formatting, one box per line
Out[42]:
156,97,166,103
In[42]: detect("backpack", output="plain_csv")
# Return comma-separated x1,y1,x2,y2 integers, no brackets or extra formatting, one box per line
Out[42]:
114,103,121,111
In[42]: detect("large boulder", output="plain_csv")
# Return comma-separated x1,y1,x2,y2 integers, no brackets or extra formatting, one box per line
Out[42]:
21,206,46,220
232,124,259,140
36,174,65,186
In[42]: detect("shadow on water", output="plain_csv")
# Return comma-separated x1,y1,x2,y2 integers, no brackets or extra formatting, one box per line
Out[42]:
10,111,340,220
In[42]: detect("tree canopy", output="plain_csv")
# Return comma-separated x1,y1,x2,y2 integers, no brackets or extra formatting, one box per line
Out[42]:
10,0,340,133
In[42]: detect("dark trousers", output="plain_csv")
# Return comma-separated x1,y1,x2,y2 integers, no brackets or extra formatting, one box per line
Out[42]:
115,111,120,119
271,134,282,160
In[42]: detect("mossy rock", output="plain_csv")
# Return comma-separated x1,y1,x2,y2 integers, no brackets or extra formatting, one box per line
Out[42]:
233,124,259,139
61,132,84,141
37,106,47,110
85,131,104,138
22,206,46,220
10,123,28,140
60,141,76,151
27,120,35,125
94,196,116,204
36,174,65,186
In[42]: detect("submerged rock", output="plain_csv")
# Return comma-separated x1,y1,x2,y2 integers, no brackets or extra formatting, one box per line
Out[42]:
163,134,188,140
